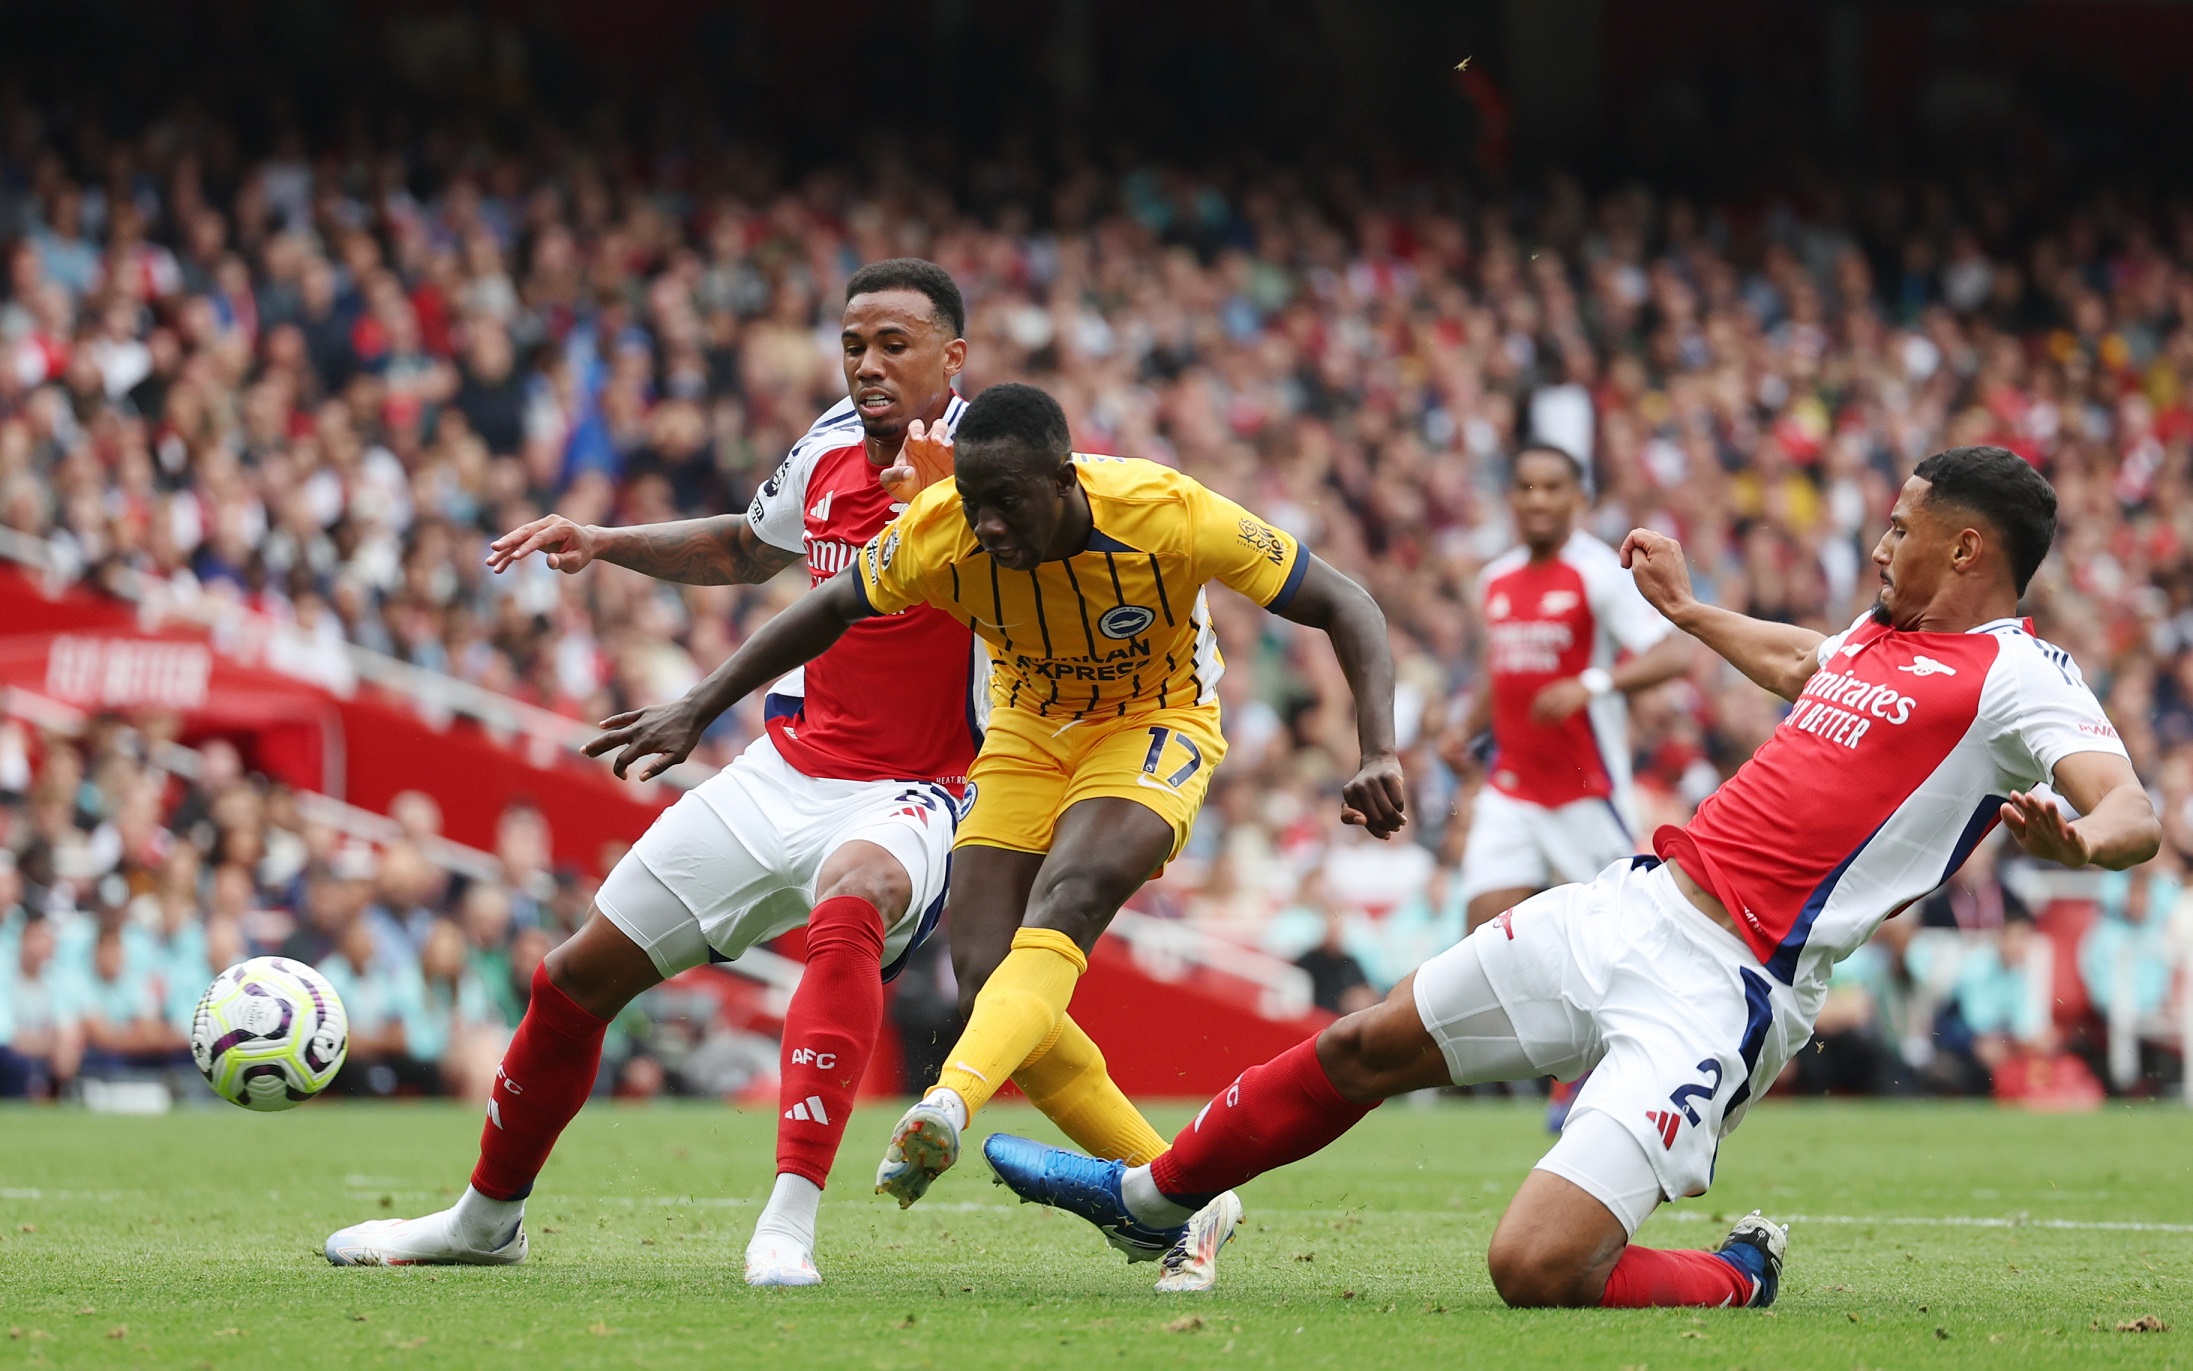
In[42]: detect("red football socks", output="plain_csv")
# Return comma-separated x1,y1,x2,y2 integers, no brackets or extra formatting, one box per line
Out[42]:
1149,1037,1380,1207
1598,1246,1755,1307
774,896,886,1189
471,963,608,1202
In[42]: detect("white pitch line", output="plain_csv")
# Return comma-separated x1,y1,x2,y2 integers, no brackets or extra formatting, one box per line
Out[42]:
17,1183,2190,1236
1657,1211,2193,1235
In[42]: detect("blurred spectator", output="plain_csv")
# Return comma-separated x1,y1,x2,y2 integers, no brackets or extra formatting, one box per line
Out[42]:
1788,938,1905,1097
494,801,552,929
364,841,444,965
460,883,521,1024
135,852,208,1001
320,914,432,1097
166,916,246,1037
1917,915,2056,1096
411,919,506,1100
1292,909,1378,1017
2087,863,2178,1022
70,924,189,1078
0,919,78,1096
2084,862,2183,1091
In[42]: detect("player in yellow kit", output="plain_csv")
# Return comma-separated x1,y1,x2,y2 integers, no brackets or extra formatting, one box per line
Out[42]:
589,383,1405,1275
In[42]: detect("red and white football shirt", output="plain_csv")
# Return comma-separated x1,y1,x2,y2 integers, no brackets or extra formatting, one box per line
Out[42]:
1478,531,1672,811
744,396,986,789
1657,614,2128,992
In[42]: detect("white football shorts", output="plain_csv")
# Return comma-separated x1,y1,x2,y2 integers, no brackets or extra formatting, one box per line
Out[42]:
1456,786,1637,903
1413,857,1810,1225
596,736,957,981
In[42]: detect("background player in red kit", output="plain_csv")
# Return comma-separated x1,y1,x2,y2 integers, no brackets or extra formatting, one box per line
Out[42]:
987,445,2159,1310
1451,444,1691,935
325,259,982,1286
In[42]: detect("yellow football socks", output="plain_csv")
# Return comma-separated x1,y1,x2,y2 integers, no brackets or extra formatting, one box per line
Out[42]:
935,927,1086,1117
1014,1014,1170,1165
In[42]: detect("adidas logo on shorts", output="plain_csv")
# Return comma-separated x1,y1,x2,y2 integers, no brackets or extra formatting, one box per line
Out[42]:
1644,1108,1682,1150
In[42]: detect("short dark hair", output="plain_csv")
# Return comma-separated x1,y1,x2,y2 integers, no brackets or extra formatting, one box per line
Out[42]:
1912,445,2057,595
1513,443,1586,485
957,383,1071,465
845,257,965,337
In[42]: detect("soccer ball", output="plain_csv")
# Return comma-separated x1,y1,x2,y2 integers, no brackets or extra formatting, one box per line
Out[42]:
190,957,349,1111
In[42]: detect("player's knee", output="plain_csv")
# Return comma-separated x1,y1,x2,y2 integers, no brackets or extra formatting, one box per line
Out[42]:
1026,868,1129,940
543,940,626,1020
1313,1011,1418,1104
1486,1230,1599,1308
1314,992,1437,1104
814,862,912,924
1312,1016,1378,1100
543,910,656,1020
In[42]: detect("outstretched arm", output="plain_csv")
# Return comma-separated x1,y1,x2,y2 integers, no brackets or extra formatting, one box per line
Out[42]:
585,572,875,780
1620,529,1824,703
488,512,799,585
1272,554,1406,838
2004,751,2161,871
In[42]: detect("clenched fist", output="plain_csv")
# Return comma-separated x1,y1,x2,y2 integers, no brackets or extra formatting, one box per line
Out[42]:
1619,528,1697,620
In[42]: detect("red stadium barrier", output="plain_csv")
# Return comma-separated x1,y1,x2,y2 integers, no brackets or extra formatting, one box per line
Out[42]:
332,691,664,876
0,564,137,635
0,627,344,790
0,563,667,874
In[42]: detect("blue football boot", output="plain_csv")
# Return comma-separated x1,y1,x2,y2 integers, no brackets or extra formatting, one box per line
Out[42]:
982,1133,1187,1262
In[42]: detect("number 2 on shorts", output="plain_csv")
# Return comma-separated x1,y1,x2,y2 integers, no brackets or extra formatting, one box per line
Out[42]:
1141,726,1204,789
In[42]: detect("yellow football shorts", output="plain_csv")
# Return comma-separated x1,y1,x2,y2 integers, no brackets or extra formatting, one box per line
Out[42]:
955,703,1227,863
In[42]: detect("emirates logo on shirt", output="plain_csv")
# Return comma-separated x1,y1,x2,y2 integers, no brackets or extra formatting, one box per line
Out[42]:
804,537,858,577
1787,666,1919,749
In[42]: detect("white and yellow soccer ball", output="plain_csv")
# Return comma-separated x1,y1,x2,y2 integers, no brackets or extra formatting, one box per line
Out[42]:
190,957,349,1111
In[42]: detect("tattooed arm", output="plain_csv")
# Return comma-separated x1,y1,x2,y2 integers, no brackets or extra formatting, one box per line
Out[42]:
486,513,799,585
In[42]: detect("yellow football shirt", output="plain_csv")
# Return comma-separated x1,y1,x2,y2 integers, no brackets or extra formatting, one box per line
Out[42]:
855,455,1306,721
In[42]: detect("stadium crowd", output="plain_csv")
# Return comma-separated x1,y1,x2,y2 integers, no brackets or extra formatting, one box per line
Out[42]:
2,108,2191,1103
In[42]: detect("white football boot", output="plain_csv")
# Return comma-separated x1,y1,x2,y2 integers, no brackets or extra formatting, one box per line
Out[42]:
875,1095,962,1209
743,1238,822,1287
1153,1190,1245,1293
325,1190,527,1267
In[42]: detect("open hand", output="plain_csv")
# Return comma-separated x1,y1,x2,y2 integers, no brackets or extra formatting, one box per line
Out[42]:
2001,789,2093,867
1619,528,1696,619
879,418,956,504
584,700,705,782
489,514,597,574
1339,751,1408,840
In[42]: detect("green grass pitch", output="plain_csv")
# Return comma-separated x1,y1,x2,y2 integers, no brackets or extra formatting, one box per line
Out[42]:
2,1098,2187,1368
